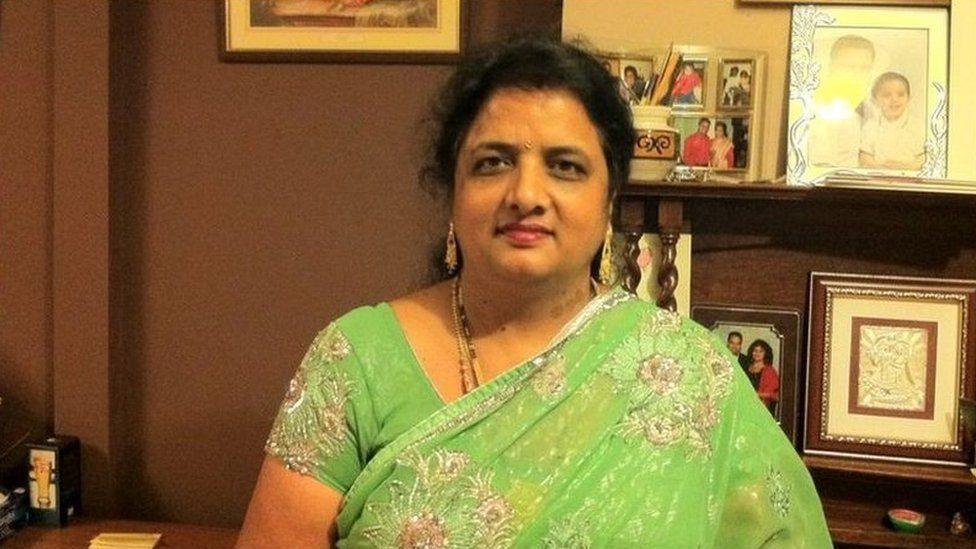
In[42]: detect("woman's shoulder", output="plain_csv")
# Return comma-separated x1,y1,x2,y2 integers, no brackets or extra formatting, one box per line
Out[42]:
322,281,449,337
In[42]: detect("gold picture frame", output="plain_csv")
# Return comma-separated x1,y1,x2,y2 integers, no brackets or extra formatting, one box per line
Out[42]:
221,0,464,63
805,272,976,466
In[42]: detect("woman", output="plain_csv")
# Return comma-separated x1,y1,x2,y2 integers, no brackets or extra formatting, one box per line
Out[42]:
238,37,829,548
709,121,735,169
746,339,780,418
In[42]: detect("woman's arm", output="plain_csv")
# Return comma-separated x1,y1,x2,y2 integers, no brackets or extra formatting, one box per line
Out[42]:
237,457,344,548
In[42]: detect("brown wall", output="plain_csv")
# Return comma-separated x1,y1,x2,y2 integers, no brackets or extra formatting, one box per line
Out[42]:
0,0,561,528
0,0,54,439
108,3,451,525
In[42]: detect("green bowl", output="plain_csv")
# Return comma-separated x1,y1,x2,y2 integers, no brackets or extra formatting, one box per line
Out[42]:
887,509,925,533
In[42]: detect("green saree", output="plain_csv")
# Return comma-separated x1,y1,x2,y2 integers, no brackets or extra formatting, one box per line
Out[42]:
265,289,831,547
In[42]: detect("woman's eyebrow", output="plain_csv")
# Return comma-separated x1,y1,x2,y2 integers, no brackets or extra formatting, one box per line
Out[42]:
469,141,520,155
543,145,587,157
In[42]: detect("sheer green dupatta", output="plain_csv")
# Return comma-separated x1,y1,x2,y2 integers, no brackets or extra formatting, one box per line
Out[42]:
336,288,830,548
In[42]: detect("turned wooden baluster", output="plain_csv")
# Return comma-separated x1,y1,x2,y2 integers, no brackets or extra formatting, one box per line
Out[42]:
618,198,646,295
656,199,683,312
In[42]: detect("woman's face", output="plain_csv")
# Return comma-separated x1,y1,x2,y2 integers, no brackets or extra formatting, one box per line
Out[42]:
751,345,766,363
715,125,727,138
452,88,610,285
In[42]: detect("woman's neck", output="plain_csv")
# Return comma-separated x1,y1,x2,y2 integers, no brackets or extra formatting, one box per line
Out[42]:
457,268,594,344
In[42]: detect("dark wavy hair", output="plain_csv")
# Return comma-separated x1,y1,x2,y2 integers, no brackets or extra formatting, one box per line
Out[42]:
747,339,774,366
419,35,635,201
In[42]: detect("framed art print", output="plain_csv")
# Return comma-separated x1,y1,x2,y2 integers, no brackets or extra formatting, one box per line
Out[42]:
805,272,976,465
692,305,802,445
786,5,949,186
222,0,463,63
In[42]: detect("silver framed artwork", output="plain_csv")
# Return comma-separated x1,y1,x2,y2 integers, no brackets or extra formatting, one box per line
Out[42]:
786,5,949,187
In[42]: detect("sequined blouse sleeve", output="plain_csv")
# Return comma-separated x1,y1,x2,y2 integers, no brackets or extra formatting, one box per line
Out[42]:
714,357,832,547
265,322,375,494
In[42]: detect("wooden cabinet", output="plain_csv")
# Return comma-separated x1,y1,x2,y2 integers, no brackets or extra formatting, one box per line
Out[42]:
616,180,976,547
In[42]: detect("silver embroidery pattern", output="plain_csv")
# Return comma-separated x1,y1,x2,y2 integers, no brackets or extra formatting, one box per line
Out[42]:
265,324,354,475
531,353,567,399
362,450,516,548
766,466,792,518
601,309,734,459
542,516,592,549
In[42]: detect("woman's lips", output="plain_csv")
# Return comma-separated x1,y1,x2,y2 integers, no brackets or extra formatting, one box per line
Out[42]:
498,223,553,246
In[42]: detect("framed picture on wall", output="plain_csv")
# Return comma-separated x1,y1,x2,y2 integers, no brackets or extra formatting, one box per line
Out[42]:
805,272,976,465
221,0,464,63
786,5,950,187
692,305,802,445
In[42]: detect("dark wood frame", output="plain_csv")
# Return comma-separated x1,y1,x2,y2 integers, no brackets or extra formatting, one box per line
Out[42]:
217,0,468,64
805,272,976,465
691,304,803,445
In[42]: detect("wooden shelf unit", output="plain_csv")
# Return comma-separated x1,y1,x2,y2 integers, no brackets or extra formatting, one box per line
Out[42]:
615,179,976,548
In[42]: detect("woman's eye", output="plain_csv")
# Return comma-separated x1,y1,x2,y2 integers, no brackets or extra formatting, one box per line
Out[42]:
549,159,586,179
472,156,511,175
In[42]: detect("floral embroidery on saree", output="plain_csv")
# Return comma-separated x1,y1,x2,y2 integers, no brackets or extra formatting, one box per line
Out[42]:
361,450,516,548
601,309,734,459
531,353,567,399
265,323,354,475
541,515,592,549
765,466,792,518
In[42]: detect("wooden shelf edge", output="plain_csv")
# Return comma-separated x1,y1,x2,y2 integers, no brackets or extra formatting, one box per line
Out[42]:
823,500,974,549
623,178,976,204
804,454,976,488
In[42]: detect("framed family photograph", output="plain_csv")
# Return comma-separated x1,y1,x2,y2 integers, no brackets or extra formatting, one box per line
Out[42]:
221,0,463,63
786,5,949,186
673,115,750,173
718,59,754,110
692,305,802,445
805,273,976,465
668,57,707,110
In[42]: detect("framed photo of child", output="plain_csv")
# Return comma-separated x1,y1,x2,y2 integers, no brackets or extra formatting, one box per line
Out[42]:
785,5,949,187
667,57,707,110
718,59,754,110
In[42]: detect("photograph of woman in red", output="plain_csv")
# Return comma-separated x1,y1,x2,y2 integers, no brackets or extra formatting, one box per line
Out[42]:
746,339,780,418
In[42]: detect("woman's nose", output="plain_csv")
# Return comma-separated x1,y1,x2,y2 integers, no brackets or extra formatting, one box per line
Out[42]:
504,156,548,213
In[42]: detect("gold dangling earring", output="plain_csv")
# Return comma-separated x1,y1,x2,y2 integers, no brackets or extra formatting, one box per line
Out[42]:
599,221,614,285
445,222,458,274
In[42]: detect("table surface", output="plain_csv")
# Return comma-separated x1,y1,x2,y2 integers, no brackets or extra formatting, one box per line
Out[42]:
4,518,239,548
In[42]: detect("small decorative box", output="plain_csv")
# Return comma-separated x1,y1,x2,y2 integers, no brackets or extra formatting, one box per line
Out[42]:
27,435,81,526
